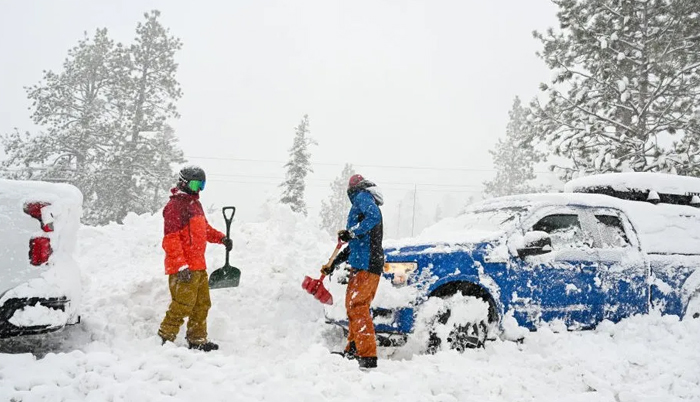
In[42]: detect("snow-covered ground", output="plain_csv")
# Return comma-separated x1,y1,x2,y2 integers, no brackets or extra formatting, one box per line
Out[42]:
1,205,699,402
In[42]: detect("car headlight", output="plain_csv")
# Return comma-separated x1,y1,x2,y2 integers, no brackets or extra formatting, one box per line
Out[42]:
383,262,417,285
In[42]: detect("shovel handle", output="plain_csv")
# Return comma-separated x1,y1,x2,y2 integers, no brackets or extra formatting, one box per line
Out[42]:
222,206,236,236
325,240,345,267
222,206,236,266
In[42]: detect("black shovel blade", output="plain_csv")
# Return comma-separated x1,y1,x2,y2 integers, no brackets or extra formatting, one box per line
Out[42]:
209,265,241,289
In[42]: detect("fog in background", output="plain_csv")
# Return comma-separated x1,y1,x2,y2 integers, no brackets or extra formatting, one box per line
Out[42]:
0,0,560,237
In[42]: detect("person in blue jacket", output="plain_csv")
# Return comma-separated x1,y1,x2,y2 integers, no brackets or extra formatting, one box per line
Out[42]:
322,174,384,369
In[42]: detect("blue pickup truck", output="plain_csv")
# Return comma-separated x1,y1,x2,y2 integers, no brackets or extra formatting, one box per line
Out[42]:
324,173,700,352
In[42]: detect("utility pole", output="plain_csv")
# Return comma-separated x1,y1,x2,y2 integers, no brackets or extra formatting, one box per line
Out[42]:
411,184,417,237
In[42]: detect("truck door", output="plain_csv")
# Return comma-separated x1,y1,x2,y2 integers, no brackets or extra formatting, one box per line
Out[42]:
509,207,603,329
585,208,649,322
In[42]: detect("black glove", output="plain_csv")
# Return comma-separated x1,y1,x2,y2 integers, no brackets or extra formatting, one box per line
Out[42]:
338,230,355,242
321,264,334,276
177,267,192,283
222,237,233,252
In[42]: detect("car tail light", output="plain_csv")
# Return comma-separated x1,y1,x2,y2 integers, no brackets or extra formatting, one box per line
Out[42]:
24,202,54,265
23,202,54,232
29,237,52,266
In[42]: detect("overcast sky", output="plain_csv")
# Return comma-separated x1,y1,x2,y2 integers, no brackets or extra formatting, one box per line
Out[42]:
0,0,559,233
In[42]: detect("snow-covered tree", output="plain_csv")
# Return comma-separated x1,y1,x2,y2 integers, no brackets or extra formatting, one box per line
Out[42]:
320,163,356,236
280,114,316,215
0,11,185,225
1,29,114,176
1,29,120,224
484,97,546,197
530,0,700,179
110,10,184,224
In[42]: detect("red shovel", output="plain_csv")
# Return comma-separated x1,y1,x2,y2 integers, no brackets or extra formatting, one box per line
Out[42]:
302,241,344,305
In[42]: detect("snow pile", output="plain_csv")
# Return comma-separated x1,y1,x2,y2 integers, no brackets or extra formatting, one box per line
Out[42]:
9,304,69,327
1,204,699,401
403,294,490,353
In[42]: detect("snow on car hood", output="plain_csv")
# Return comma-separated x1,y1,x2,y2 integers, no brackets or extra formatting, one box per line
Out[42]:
384,208,516,252
385,230,502,251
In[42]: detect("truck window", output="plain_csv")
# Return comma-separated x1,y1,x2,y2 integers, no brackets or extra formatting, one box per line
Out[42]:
594,214,631,248
531,214,590,249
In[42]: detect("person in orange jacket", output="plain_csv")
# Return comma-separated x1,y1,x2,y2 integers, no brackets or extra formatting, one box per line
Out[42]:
158,165,232,351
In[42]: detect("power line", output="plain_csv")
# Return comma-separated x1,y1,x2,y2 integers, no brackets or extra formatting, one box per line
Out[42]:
1,167,485,189
186,155,516,173
12,175,481,194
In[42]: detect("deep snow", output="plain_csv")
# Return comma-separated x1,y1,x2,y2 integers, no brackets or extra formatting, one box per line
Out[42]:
1,205,699,401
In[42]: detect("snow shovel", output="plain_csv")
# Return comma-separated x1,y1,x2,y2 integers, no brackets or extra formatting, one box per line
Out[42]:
209,206,241,289
302,241,343,305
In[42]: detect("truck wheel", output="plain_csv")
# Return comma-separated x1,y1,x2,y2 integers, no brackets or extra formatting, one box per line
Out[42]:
684,293,700,320
425,294,490,354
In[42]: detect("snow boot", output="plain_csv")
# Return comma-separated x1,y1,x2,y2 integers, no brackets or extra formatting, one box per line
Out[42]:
331,341,357,360
188,341,219,352
357,356,377,369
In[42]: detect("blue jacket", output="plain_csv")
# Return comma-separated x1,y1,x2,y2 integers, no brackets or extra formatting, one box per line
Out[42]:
345,190,384,274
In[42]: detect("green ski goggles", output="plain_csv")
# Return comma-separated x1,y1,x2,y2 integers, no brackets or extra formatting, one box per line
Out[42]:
188,180,206,192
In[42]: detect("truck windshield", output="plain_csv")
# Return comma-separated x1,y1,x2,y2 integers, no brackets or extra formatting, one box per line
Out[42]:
459,207,527,232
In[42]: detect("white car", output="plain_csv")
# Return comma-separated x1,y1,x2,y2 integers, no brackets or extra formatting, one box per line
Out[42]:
0,179,82,338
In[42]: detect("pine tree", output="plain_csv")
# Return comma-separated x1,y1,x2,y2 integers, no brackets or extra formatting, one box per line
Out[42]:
320,163,356,235
111,10,184,223
1,12,185,225
530,0,700,179
280,115,316,215
484,97,546,197
0,29,120,219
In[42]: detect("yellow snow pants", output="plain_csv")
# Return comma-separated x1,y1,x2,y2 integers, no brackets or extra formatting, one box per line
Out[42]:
158,270,211,344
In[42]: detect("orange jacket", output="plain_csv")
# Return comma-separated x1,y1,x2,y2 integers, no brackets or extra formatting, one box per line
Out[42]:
162,188,225,275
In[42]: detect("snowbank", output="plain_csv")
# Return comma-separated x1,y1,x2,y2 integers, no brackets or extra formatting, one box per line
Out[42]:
1,203,699,401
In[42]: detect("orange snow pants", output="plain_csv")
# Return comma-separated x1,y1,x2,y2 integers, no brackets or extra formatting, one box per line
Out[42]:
345,270,381,358
158,270,211,344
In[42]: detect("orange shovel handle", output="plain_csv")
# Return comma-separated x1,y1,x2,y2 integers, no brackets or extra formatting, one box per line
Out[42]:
325,240,345,267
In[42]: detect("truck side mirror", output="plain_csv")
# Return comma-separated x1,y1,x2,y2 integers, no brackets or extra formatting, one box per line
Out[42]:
517,231,553,258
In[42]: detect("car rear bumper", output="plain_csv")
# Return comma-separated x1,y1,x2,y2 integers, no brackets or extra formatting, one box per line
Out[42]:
0,297,74,338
